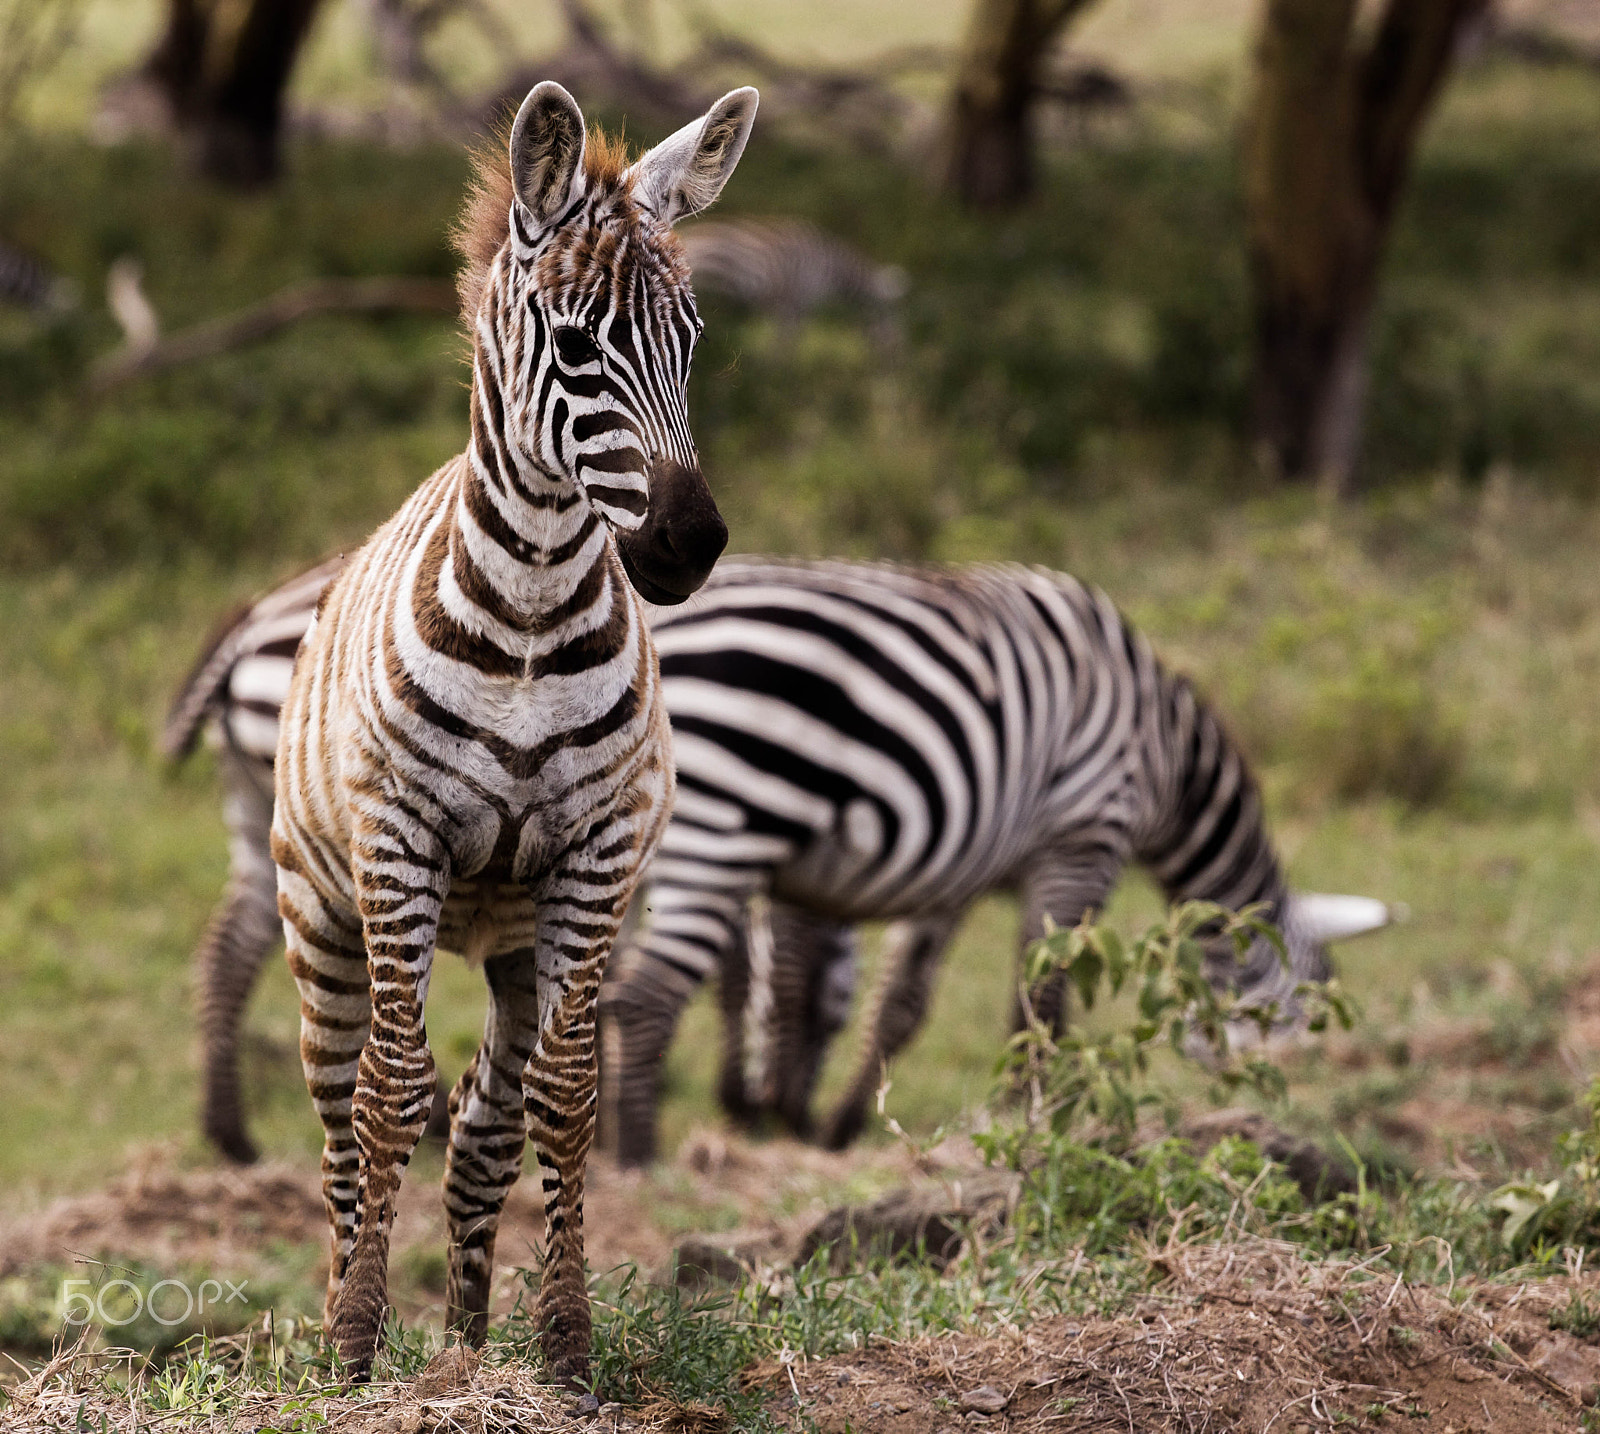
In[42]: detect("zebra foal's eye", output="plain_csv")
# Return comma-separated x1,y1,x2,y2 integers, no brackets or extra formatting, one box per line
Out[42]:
554,325,600,367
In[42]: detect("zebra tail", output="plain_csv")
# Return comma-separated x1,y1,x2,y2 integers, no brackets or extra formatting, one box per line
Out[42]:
159,600,254,762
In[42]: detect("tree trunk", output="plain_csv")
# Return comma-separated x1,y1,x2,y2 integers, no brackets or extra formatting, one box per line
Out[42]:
942,0,1097,208
1245,0,1487,494
144,0,325,187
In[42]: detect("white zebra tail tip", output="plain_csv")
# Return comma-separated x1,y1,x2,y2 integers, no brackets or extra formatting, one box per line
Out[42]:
1289,892,1397,944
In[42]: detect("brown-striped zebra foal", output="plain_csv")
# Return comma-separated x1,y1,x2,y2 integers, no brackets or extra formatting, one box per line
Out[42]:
269,81,757,1383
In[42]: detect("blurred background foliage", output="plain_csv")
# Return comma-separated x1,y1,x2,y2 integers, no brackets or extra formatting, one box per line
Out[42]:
1,0,1600,1203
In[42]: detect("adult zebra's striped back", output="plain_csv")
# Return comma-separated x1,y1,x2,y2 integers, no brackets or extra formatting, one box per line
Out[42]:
269,81,756,1383
603,559,1372,1161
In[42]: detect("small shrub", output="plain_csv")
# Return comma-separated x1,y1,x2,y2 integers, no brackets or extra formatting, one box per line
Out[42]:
1550,1292,1600,1341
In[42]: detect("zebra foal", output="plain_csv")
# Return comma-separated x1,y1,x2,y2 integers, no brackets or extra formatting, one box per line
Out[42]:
268,81,755,1382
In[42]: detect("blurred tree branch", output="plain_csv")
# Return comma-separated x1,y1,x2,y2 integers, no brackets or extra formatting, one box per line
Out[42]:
363,0,518,100
144,0,327,186
1245,0,1488,496
942,0,1101,208
92,271,457,392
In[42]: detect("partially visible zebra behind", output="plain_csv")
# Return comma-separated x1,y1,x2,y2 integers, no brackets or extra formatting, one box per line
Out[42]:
168,559,1384,1179
265,81,756,1382
602,559,1389,1165
163,557,344,1165
721,890,1389,1151
0,239,75,312
678,217,906,336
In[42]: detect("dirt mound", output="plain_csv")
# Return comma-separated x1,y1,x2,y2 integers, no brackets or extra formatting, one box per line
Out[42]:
760,1239,1596,1432
0,1129,912,1294
0,1162,327,1278
9,1224,1600,1431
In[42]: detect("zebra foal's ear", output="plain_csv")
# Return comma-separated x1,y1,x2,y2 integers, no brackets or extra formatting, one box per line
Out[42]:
509,82,587,229
630,87,759,225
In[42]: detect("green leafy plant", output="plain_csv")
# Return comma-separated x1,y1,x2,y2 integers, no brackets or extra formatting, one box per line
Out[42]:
1489,1076,1600,1255
986,902,1354,1157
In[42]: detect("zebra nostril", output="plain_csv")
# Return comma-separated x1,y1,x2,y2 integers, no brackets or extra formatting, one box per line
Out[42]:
664,508,727,572
645,462,727,576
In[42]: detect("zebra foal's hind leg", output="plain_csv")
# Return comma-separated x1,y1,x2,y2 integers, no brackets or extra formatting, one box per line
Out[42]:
199,754,280,1165
442,950,540,1343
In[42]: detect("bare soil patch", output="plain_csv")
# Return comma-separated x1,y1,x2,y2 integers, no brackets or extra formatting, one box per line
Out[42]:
0,1128,916,1301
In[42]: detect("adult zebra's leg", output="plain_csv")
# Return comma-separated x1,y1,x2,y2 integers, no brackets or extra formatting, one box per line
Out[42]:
199,754,280,1165
819,912,960,1151
601,879,755,1167
763,905,857,1138
715,901,855,1135
714,908,757,1123
442,950,540,1343
1010,845,1127,1037
523,831,642,1386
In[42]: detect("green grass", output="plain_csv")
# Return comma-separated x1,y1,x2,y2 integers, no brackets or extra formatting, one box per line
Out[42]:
3,55,1600,1198
5,29,1600,1427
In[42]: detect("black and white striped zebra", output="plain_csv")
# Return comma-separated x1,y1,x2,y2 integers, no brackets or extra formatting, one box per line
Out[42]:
603,559,1387,1163
267,81,756,1382
169,555,1384,1177
678,217,907,326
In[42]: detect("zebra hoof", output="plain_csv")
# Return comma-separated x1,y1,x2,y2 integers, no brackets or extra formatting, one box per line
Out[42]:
203,1117,260,1167
329,1290,387,1384
818,1102,866,1152
540,1313,592,1389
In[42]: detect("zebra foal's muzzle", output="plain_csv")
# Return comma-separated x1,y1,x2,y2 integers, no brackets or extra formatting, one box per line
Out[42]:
616,458,728,605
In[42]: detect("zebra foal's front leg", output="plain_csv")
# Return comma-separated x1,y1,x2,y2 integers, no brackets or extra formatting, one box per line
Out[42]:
524,838,639,1384
441,951,541,1342
281,885,369,1339
289,815,447,1380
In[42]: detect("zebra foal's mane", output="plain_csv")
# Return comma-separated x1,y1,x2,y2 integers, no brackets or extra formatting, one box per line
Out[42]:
452,119,648,322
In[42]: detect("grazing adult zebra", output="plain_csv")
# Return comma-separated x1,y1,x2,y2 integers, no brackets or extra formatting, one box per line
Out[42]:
170,554,1384,1182
267,80,756,1382
720,890,1388,1152
600,559,1388,1164
0,239,74,312
677,217,907,326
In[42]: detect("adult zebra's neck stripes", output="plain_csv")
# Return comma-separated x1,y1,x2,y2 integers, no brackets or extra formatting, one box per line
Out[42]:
172,556,1386,1182
268,81,757,1383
